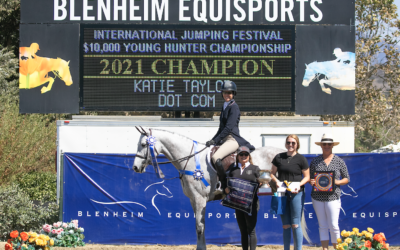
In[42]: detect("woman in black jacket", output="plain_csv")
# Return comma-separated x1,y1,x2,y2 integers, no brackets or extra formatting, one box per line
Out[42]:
206,80,255,194
226,146,260,250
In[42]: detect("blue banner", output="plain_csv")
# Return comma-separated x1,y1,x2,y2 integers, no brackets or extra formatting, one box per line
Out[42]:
63,153,400,245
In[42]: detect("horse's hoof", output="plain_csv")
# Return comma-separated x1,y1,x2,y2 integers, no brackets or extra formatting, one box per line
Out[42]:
41,87,48,94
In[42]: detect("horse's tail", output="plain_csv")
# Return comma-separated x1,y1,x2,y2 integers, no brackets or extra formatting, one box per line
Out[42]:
301,210,312,244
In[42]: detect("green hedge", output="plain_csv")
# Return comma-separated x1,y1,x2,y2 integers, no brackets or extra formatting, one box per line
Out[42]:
0,102,58,185
14,172,57,202
0,184,59,241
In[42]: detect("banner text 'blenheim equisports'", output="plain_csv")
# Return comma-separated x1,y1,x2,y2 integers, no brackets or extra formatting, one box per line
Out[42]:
21,0,355,25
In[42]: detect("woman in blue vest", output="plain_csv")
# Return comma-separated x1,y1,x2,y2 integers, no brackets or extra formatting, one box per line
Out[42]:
206,80,255,194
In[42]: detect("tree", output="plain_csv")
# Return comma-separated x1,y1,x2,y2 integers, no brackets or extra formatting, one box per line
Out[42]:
0,0,20,54
322,0,400,152
0,46,18,109
354,0,400,151
0,0,19,105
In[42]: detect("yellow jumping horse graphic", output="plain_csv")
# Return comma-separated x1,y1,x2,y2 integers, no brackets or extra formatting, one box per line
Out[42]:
19,43,73,94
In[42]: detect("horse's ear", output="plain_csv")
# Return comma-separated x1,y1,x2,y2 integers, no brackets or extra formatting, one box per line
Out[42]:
135,126,145,135
67,60,70,65
139,126,148,136
305,63,308,68
135,126,148,136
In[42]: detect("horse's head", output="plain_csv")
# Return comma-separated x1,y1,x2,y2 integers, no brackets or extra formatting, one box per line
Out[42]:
133,127,158,173
58,59,73,86
302,63,316,87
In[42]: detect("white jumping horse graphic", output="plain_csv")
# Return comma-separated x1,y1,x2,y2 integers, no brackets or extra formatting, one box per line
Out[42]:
302,51,355,95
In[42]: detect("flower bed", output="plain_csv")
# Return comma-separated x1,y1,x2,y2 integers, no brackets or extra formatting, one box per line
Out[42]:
41,220,85,248
4,220,85,250
5,231,53,250
336,227,389,250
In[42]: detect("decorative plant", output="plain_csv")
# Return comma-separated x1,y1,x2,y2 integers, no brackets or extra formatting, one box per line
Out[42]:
336,227,389,250
0,184,59,241
5,230,54,250
41,220,85,247
14,172,57,202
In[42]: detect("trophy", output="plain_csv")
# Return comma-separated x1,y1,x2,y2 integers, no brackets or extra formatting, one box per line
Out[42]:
313,171,335,194
257,170,273,196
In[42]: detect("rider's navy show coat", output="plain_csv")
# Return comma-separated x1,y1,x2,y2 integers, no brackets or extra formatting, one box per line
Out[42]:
212,100,255,152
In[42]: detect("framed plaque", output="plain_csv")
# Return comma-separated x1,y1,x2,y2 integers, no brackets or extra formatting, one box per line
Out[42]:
313,171,335,194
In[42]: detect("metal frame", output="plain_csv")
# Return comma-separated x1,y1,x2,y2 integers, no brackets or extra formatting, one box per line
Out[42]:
58,152,64,222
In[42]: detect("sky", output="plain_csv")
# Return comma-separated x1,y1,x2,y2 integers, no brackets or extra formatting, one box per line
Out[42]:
396,0,400,17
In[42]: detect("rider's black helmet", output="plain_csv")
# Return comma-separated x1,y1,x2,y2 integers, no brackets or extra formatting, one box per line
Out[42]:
221,80,237,98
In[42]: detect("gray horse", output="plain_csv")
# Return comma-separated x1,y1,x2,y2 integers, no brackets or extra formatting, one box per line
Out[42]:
133,128,309,250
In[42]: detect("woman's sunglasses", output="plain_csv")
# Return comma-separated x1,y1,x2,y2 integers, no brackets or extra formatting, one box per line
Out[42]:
238,153,249,157
286,141,296,145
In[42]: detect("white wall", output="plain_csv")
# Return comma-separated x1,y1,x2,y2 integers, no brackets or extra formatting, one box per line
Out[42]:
58,123,354,154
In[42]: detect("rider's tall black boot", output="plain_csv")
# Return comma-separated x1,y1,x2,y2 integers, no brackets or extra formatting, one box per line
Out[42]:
214,159,227,194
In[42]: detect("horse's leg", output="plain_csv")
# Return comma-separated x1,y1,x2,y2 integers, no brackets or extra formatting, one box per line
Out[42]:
41,77,55,93
318,79,332,94
190,197,207,250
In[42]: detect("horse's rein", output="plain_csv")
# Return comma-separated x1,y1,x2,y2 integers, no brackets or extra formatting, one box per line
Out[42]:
158,147,208,165
53,70,63,80
134,126,208,165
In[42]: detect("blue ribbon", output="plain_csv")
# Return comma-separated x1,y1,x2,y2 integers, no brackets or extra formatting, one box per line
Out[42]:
178,141,209,187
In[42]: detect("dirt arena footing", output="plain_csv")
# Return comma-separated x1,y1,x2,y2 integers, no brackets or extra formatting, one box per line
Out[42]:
1,243,399,250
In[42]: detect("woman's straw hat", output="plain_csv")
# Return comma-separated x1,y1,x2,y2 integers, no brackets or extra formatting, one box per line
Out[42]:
315,133,340,146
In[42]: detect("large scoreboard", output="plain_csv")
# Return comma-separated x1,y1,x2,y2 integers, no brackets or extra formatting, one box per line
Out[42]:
81,25,294,111
20,0,355,114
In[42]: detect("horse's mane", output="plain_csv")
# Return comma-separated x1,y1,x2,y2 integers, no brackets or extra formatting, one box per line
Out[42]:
150,128,205,145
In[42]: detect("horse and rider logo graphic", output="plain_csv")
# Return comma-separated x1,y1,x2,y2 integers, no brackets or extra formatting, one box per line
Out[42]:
302,48,355,95
19,43,73,94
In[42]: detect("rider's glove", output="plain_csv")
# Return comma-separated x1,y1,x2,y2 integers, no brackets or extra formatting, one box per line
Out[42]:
206,140,215,147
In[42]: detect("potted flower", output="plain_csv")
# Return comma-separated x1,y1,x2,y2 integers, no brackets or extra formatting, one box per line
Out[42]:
40,220,85,247
5,230,30,250
336,227,389,250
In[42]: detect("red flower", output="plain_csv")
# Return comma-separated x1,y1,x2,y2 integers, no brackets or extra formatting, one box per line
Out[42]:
364,240,372,249
373,233,386,244
383,243,389,250
20,231,29,241
10,230,18,238
5,243,13,250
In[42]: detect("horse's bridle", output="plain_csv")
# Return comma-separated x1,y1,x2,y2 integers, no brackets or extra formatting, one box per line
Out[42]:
134,126,208,165
134,126,209,185
310,73,328,83
134,126,156,166
53,70,63,80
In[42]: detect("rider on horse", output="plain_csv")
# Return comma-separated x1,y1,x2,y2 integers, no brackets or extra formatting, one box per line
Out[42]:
206,80,255,195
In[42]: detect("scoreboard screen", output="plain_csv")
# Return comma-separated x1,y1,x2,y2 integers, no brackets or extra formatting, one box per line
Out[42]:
81,25,295,111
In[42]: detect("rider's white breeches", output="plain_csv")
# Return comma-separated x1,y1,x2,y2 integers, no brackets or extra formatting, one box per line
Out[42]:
212,135,239,164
